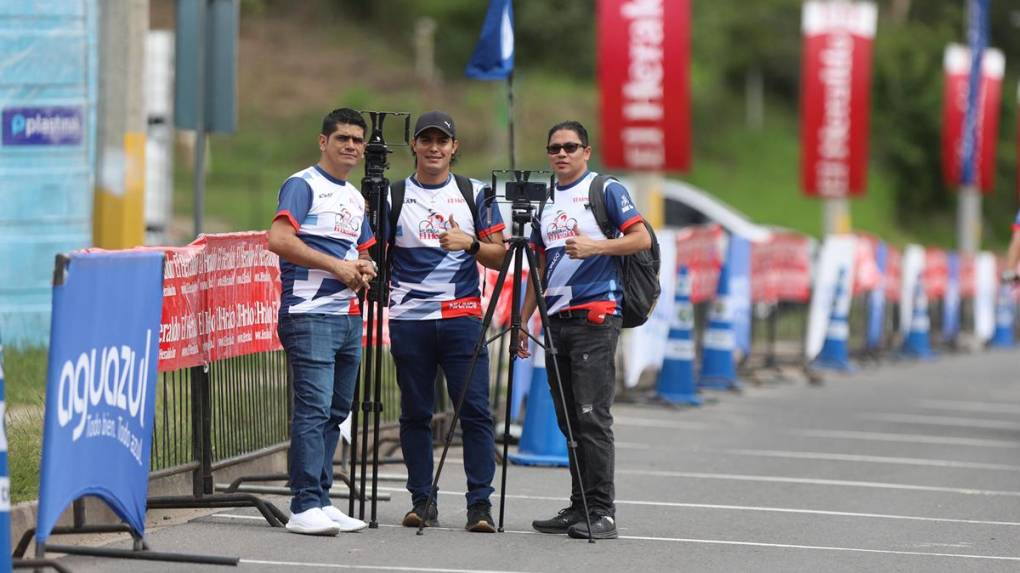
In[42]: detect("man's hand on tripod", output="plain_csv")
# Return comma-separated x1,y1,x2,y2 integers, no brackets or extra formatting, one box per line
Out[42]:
438,215,474,252
516,329,531,359
333,259,376,292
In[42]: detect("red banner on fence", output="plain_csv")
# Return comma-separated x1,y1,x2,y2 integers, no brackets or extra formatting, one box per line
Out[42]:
598,0,690,172
924,248,949,300
158,232,282,372
675,224,724,304
800,1,876,198
959,253,976,299
751,231,813,303
941,45,1005,192
853,235,881,295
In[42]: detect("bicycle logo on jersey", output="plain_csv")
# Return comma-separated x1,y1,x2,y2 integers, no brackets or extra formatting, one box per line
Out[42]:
546,210,579,241
419,210,449,240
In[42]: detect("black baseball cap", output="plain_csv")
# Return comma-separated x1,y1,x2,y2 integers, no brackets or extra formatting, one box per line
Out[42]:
414,111,456,139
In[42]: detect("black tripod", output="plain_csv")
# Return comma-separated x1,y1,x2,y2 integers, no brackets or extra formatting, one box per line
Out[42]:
419,176,596,542
349,111,409,527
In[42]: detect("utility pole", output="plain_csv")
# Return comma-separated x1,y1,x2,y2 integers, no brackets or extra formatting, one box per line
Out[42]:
94,0,149,248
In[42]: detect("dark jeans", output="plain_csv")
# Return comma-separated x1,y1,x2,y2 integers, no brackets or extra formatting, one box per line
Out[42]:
544,315,622,515
390,317,495,508
278,313,363,514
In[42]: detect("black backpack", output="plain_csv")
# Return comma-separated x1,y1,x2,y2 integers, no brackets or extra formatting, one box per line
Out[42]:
387,174,478,245
588,175,661,328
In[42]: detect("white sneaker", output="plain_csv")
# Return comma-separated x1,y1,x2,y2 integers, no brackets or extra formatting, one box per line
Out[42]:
286,507,341,536
322,505,369,532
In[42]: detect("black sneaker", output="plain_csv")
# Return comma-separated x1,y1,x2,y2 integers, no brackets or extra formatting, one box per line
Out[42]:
567,514,618,540
531,506,585,534
401,501,439,528
465,503,496,533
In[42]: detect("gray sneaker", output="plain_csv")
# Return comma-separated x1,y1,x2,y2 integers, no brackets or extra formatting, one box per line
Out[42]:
567,514,617,540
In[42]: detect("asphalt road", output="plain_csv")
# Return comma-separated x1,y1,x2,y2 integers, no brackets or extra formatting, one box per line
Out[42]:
54,349,1020,572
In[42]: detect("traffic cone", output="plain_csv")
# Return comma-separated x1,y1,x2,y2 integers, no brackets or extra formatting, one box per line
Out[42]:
902,278,934,358
508,331,568,467
657,266,701,405
990,284,1016,348
812,268,855,372
698,260,741,391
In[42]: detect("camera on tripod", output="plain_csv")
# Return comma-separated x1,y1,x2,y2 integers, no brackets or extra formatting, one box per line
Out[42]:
359,110,411,178
488,170,554,227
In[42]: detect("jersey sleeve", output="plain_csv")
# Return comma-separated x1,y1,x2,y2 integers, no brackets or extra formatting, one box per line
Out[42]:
274,177,313,230
357,212,377,252
474,187,506,239
604,181,644,233
1013,209,1020,231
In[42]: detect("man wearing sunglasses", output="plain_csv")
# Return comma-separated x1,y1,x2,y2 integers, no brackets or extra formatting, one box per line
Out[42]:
519,120,651,540
268,107,377,536
386,111,507,533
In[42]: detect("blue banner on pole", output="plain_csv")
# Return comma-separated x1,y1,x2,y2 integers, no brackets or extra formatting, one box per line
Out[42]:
37,251,164,543
728,236,752,356
960,0,989,185
465,0,514,79
866,241,887,349
942,253,961,340
0,336,11,573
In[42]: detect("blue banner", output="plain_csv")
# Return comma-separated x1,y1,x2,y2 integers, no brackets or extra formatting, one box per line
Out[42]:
866,241,887,349
942,253,961,340
2,106,83,146
465,0,514,79
0,336,10,573
960,0,989,185
37,251,164,542
728,236,752,355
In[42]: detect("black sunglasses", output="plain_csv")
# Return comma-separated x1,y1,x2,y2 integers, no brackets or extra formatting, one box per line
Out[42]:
546,142,586,155
334,134,365,145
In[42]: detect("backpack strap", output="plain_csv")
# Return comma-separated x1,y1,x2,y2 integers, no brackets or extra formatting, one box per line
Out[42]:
387,178,406,248
453,174,480,231
588,174,619,240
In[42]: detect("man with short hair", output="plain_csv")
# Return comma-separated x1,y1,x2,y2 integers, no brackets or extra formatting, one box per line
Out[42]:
519,120,651,540
387,111,506,533
268,107,377,536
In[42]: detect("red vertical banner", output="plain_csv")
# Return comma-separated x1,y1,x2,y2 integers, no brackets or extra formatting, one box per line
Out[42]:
1016,81,1020,199
800,1,876,198
941,45,1005,192
598,0,690,172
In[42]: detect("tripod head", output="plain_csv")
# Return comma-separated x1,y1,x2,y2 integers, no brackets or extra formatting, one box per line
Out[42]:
489,169,555,239
359,110,410,214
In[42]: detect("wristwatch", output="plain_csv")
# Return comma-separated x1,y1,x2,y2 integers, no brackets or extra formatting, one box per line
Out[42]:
467,239,481,256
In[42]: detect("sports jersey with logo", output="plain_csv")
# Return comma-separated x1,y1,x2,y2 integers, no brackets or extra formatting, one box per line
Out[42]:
530,171,643,316
388,175,505,320
274,165,376,316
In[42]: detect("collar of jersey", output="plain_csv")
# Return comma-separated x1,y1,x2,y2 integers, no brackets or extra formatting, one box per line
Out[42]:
314,164,347,186
556,170,592,192
411,174,452,190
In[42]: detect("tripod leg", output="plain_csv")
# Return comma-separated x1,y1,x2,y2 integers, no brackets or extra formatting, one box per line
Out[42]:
359,295,377,520
496,246,525,532
348,323,362,517
369,260,390,528
417,248,513,536
524,246,596,543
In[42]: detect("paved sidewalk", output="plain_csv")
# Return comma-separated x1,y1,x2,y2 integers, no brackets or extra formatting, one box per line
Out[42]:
53,349,1020,572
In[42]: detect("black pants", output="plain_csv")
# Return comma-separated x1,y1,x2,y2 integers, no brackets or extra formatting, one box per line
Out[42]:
544,315,622,515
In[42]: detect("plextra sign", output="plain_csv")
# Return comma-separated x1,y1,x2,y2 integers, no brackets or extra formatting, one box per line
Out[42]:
598,0,690,172
800,1,876,198
941,44,1004,192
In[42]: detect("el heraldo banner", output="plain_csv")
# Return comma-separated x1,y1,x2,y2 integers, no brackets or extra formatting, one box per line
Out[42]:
598,0,690,172
800,1,876,198
941,44,1004,192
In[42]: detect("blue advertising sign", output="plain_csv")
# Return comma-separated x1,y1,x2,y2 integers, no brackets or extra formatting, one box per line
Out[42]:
2,106,83,146
0,337,11,573
866,241,887,350
942,253,961,340
728,236,752,355
37,251,164,542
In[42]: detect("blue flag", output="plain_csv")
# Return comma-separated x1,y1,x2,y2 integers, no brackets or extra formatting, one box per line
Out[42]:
465,0,514,79
960,0,989,185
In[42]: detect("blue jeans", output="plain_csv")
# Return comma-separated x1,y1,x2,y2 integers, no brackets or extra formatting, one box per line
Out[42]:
390,317,495,508
278,313,363,514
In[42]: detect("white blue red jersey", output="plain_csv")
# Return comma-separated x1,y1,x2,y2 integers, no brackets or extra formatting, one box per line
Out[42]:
274,165,376,316
530,171,643,316
1013,209,1020,231
387,174,505,321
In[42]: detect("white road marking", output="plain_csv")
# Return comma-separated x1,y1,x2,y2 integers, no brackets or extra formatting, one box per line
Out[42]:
860,413,1020,430
715,448,1020,472
915,399,1020,415
788,429,1020,449
242,559,537,573
613,416,710,429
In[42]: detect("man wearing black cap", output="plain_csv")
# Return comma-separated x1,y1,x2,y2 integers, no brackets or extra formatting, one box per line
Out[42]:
386,111,506,532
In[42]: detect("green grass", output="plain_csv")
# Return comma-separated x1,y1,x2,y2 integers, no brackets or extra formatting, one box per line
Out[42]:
3,347,48,503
